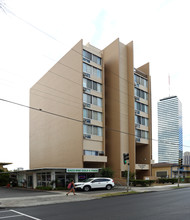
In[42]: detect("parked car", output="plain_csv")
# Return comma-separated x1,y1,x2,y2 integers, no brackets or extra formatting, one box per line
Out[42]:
74,177,114,192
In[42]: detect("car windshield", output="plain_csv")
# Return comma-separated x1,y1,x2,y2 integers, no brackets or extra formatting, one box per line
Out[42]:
82,178,94,182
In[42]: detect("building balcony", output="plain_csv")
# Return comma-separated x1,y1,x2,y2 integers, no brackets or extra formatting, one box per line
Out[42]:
83,155,107,163
135,137,149,144
135,164,150,170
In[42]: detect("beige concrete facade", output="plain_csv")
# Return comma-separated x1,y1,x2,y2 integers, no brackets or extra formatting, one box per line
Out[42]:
103,39,152,179
30,39,152,179
152,162,190,178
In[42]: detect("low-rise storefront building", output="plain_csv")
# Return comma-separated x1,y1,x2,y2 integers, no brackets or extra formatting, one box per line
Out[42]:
11,168,101,189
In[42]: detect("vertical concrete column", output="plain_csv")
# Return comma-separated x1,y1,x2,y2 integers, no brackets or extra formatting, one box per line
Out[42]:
51,171,56,189
75,173,78,182
33,172,37,189
23,173,27,188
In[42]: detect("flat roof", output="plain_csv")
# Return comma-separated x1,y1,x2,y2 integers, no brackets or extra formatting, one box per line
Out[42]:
159,96,177,101
0,162,12,166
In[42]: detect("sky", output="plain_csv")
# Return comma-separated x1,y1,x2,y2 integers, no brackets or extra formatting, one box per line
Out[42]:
0,0,190,170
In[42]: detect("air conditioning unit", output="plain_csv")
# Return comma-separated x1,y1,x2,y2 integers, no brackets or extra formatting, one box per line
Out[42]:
135,110,140,115
83,73,90,78
83,57,90,63
83,102,87,108
99,151,104,155
135,124,140,128
83,119,91,124
135,97,140,101
83,88,91,93
83,134,91,139
136,137,141,142
134,82,139,87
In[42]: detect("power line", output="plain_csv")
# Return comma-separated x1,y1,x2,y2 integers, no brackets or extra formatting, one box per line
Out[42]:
0,98,82,124
0,97,189,149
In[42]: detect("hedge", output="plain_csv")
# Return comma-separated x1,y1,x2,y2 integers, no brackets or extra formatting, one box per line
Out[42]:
157,178,178,184
130,179,155,187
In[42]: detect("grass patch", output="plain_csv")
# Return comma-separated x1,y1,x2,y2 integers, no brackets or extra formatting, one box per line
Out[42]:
172,185,189,189
97,191,139,198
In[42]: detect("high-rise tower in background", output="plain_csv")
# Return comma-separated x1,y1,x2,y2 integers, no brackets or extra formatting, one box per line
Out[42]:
158,96,183,163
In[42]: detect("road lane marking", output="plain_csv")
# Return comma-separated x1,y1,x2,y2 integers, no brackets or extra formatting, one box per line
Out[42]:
10,210,42,220
0,215,21,219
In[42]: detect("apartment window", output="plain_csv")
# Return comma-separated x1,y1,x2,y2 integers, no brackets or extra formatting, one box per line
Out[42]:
83,78,102,92
135,101,148,114
135,129,148,139
83,125,103,136
92,111,102,121
83,94,102,107
135,115,148,126
83,124,92,134
96,69,102,78
134,74,148,88
156,171,167,178
83,109,92,119
92,54,101,65
83,109,102,122
135,129,141,138
83,63,92,74
83,94,92,103
134,88,148,100
84,150,98,156
83,50,102,65
83,63,102,79
83,50,92,60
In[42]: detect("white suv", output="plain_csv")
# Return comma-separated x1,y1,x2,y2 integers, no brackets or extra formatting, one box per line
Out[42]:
74,177,114,192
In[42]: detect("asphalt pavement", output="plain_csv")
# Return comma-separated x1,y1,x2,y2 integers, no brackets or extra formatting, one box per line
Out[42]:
1,183,190,208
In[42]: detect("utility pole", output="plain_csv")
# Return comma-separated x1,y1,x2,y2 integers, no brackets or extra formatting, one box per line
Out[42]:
177,167,180,187
123,153,130,192
178,158,183,187
127,162,130,192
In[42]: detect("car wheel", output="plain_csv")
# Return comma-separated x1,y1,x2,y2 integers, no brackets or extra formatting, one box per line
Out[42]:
106,184,112,190
83,185,91,192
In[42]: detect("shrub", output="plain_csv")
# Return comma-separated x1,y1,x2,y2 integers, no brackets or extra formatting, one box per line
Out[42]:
100,167,114,178
36,186,52,190
0,173,10,186
122,171,136,180
157,178,177,184
130,179,155,187
55,187,67,190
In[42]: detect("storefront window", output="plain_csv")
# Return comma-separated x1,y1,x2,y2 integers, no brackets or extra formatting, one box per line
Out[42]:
36,172,51,187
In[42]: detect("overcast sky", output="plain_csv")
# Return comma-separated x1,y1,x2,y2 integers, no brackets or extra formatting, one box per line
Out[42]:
1,0,190,170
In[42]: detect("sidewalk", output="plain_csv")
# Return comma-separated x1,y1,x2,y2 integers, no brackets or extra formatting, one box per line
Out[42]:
1,183,190,208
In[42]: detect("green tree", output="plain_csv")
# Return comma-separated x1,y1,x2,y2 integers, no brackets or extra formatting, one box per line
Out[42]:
123,170,136,180
0,173,10,186
100,167,114,178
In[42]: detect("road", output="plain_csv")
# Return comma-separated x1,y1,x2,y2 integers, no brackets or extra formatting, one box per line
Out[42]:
1,188,190,219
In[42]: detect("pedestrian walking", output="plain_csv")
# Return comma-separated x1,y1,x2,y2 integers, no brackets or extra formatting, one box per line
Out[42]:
66,179,76,196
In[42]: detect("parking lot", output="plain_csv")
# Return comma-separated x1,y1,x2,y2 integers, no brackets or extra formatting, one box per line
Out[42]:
0,187,58,198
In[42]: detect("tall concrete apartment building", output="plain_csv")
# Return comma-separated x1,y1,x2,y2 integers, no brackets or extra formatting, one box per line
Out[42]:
30,39,152,180
158,96,183,163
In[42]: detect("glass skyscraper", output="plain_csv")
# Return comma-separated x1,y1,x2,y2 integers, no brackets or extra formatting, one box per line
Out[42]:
158,96,183,163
